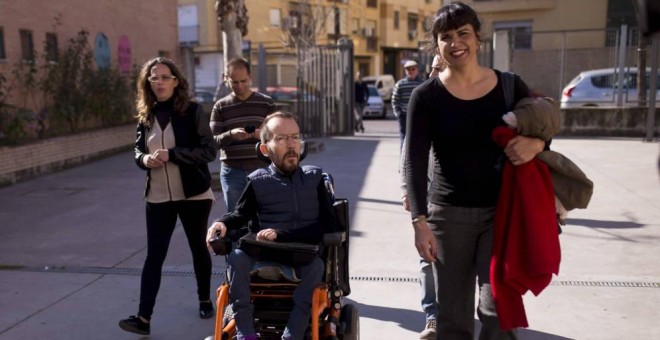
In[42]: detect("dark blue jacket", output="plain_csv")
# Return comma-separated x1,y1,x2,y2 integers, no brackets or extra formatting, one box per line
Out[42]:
220,164,337,244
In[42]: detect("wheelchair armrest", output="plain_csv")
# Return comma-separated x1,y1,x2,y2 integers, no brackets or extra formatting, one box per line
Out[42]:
323,232,346,247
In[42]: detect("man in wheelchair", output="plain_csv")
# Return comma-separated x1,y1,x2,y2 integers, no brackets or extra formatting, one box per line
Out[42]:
206,111,338,340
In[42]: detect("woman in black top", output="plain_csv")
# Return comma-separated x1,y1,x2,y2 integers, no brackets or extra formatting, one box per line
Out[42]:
405,3,546,339
119,57,217,336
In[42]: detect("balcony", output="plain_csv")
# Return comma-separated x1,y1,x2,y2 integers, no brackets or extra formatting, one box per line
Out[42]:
178,25,199,46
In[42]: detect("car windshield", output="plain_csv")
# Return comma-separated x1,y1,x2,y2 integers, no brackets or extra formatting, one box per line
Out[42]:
368,87,379,96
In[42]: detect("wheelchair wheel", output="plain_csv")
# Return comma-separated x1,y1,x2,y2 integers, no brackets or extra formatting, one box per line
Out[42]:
222,304,233,327
339,303,359,340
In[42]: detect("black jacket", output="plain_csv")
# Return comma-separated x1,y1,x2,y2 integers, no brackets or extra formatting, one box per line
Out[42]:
134,102,217,198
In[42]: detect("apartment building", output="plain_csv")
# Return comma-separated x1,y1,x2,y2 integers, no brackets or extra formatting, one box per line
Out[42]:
182,0,637,96
180,0,375,91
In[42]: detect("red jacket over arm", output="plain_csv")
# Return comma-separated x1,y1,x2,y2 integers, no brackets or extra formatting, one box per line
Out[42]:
490,126,561,330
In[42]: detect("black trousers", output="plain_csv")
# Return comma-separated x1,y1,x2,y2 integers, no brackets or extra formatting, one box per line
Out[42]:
138,199,213,319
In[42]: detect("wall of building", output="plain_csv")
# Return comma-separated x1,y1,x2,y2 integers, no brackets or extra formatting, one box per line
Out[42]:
0,0,179,107
0,0,178,66
473,0,608,50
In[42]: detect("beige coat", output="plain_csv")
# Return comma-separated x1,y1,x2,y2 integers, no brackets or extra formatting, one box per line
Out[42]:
510,97,593,212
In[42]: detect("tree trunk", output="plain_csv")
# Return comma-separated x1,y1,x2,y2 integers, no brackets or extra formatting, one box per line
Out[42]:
216,0,249,69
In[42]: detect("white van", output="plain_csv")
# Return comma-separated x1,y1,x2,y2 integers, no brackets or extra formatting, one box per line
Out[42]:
363,75,395,101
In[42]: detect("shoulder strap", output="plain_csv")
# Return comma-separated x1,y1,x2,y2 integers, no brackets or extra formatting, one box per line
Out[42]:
501,71,516,110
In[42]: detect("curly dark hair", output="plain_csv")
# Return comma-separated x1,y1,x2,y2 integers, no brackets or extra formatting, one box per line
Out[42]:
135,57,191,127
422,1,482,55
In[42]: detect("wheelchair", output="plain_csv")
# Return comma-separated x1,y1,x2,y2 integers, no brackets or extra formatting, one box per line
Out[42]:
207,141,359,340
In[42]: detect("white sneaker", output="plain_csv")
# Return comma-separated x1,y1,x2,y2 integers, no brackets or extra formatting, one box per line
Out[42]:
419,319,437,340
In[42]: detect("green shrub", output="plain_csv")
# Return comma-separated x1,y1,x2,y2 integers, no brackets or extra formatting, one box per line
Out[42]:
2,29,135,146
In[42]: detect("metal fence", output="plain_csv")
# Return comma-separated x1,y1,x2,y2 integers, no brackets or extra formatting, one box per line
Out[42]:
498,25,660,105
293,39,355,137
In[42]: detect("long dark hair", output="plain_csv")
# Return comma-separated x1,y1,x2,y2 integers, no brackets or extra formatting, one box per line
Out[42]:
135,57,191,127
423,1,482,54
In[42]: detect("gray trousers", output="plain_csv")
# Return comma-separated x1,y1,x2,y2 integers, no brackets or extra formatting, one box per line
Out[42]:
428,204,517,340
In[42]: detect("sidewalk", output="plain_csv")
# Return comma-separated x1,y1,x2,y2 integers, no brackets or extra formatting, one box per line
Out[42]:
0,119,659,339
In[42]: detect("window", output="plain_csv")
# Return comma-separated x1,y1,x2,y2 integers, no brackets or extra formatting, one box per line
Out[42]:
351,18,359,34
326,7,348,36
46,33,58,62
394,11,399,30
20,29,34,61
367,0,377,8
270,8,281,27
408,13,419,40
0,27,6,60
605,0,637,46
590,74,615,89
493,21,532,50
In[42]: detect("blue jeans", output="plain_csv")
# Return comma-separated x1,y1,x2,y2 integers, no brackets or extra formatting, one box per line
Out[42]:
227,249,325,340
419,259,438,321
220,164,252,212
428,204,517,340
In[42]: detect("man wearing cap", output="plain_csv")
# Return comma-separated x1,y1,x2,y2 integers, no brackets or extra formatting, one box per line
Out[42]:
392,60,423,148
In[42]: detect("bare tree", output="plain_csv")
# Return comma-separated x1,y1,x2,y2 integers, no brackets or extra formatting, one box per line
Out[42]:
281,0,331,50
216,0,249,67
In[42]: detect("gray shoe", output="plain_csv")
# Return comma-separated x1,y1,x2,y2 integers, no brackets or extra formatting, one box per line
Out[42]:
419,319,436,340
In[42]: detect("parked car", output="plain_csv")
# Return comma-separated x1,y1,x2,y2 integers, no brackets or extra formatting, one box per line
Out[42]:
251,86,317,102
363,74,395,102
560,67,660,108
362,85,386,119
194,90,215,114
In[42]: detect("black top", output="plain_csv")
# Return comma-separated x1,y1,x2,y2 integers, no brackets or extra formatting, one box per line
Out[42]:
355,81,369,104
405,70,530,218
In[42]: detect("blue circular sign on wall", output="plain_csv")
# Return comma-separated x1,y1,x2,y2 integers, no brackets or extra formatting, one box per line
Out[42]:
94,33,111,69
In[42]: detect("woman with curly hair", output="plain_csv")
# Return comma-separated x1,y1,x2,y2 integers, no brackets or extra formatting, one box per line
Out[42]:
119,57,217,335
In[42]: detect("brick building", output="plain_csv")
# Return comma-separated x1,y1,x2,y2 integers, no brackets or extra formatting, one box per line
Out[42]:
0,0,179,106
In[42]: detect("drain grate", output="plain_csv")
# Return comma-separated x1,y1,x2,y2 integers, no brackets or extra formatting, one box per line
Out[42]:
5,266,659,288
349,276,659,288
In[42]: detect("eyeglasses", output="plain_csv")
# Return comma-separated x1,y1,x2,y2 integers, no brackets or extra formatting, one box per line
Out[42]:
270,134,302,145
148,75,176,82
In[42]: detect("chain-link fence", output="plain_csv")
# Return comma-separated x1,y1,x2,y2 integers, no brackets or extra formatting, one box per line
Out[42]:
496,25,659,105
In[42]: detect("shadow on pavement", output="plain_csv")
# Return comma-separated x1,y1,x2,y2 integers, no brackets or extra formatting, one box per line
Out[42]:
357,196,403,207
350,298,575,339
565,218,644,229
349,300,425,333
